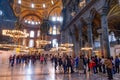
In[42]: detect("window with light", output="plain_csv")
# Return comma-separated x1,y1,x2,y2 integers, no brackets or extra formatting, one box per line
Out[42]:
30,30,35,38
53,26,57,35
29,39,34,47
37,30,40,37
52,39,58,48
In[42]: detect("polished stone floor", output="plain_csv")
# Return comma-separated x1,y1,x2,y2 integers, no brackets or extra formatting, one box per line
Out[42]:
0,61,120,80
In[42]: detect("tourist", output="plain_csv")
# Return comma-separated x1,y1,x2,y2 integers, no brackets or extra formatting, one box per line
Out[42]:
100,56,106,73
58,56,63,71
104,57,113,80
89,57,96,74
115,56,120,73
78,56,84,74
94,56,98,73
62,57,67,73
40,54,44,64
75,56,79,72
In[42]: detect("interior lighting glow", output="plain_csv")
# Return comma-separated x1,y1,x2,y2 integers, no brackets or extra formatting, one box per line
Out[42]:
28,21,31,24
81,47,93,51
57,17,60,21
59,16,63,22
51,0,54,4
53,26,57,35
31,3,35,8
43,4,46,8
36,22,38,25
18,0,21,4
31,21,35,25
25,20,27,23
52,16,57,21
0,10,2,15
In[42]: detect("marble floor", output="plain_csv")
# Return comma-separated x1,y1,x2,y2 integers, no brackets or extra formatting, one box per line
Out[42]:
0,61,120,80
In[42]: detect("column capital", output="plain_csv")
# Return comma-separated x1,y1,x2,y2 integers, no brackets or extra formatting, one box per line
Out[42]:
100,7,109,16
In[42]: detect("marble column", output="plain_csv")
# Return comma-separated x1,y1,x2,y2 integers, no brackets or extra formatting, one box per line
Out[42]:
87,19,93,56
99,34,104,56
61,31,66,44
97,29,104,56
76,22,83,55
78,23,83,49
65,30,69,43
71,28,80,56
101,7,111,57
68,31,73,56
62,8,66,29
87,19,93,48
71,34,79,57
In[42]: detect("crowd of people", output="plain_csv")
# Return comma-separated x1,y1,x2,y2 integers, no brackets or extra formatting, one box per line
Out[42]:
9,53,120,80
9,54,47,66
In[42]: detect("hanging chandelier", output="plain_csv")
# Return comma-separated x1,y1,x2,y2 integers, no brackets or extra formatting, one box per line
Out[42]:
2,29,29,38
36,34,51,47
60,43,74,48
81,47,93,51
58,47,73,52
37,40,51,45
58,46,66,50
50,47,58,52
38,49,44,52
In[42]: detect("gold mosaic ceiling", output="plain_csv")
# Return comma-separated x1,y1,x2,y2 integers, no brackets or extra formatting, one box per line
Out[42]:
14,0,59,9
12,0,62,23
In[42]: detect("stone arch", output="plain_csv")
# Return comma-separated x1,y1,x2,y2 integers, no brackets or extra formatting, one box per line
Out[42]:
22,14,42,21
89,8,97,20
19,10,42,21
107,1,120,38
48,6,61,18
104,0,113,8
89,8,101,40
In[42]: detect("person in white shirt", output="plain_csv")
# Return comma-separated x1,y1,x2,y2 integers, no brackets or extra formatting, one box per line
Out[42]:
100,56,106,73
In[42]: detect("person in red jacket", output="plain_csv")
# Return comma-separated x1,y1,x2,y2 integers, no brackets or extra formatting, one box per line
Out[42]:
89,57,96,73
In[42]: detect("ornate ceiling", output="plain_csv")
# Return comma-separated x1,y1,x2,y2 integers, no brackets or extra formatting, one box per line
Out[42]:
16,0,59,9
12,0,63,23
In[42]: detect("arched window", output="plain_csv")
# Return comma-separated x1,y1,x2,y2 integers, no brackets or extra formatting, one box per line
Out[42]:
94,41,100,48
49,25,60,35
109,32,116,42
29,39,34,47
37,30,40,37
52,39,58,48
30,30,34,38
53,26,57,35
